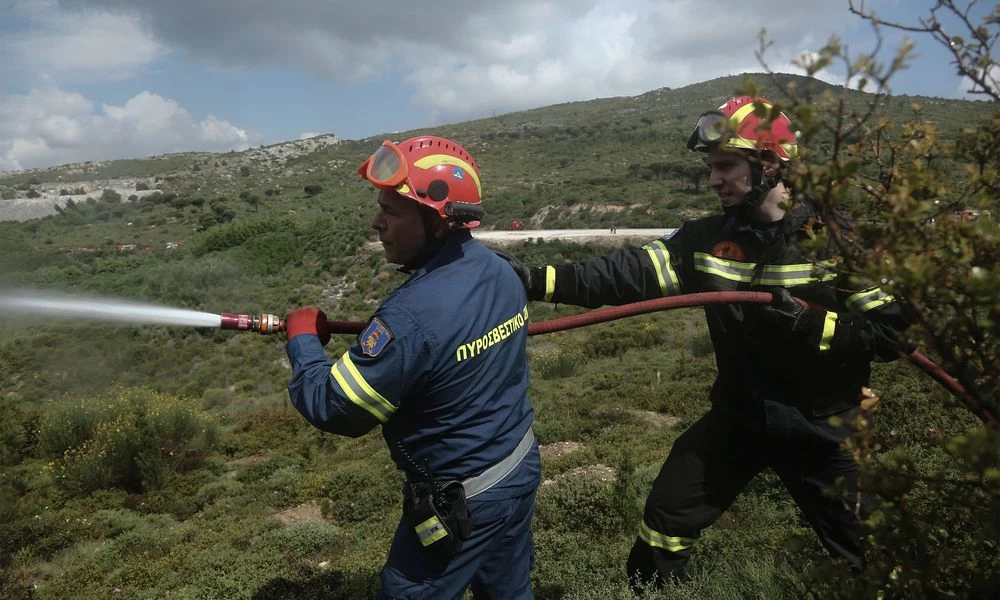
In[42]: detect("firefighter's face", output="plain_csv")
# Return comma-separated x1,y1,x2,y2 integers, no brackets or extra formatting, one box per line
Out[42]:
371,189,430,265
705,147,752,208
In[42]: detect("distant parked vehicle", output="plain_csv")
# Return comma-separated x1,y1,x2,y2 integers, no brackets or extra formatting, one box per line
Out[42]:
509,219,525,231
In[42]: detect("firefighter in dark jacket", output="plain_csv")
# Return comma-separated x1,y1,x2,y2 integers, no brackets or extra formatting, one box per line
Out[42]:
285,136,540,599
519,97,908,588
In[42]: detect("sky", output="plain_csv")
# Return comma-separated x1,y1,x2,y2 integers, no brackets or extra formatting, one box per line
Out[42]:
0,0,989,172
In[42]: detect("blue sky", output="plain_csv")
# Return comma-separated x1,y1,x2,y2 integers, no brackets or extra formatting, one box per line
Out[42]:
0,0,991,171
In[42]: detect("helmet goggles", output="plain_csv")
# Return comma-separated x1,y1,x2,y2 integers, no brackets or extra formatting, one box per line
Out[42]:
686,111,730,151
358,140,409,190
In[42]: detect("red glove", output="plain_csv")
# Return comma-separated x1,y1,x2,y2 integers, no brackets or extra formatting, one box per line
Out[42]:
285,307,331,346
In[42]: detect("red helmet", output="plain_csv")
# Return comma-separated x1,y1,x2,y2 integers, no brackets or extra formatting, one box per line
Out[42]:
358,135,484,229
687,96,798,161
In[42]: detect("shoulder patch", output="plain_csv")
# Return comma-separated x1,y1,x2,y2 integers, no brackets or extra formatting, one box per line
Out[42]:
710,241,747,261
359,317,394,358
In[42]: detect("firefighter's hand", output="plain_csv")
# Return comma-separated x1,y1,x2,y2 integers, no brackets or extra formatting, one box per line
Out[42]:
859,386,881,412
752,287,808,331
286,307,331,346
493,249,532,292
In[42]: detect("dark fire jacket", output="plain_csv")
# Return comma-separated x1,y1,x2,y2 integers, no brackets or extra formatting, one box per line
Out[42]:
526,201,908,436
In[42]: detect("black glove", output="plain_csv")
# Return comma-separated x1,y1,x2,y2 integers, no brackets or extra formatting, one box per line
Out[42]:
754,287,809,331
493,249,531,292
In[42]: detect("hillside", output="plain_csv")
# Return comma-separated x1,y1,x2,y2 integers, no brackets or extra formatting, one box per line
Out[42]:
3,73,990,229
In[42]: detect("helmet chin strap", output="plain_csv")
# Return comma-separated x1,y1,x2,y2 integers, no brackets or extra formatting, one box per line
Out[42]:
399,210,452,273
725,161,782,222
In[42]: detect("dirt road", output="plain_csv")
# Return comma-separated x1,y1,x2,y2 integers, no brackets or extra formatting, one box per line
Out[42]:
472,228,676,244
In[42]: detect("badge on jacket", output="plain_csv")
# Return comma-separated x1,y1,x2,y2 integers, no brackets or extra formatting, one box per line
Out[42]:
711,241,747,261
360,317,393,358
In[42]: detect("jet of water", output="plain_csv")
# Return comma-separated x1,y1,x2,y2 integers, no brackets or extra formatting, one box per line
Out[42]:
0,288,222,328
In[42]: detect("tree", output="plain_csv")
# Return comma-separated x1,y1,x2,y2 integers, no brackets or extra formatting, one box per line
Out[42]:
303,184,323,197
754,1,1000,595
210,200,235,224
101,189,121,204
244,192,260,212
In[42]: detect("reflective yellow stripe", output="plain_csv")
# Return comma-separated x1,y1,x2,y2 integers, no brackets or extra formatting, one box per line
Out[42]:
819,311,838,352
723,101,769,151
330,351,395,422
694,253,754,283
846,288,895,312
730,101,761,125
412,154,481,197
543,265,555,302
638,521,696,552
415,515,449,546
644,245,667,293
642,240,680,296
693,253,839,286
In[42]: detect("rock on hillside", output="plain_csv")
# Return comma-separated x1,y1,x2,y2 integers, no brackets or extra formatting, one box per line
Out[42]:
0,134,342,222
241,134,341,169
0,180,159,222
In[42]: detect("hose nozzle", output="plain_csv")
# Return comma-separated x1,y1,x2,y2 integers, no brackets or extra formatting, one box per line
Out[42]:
220,313,285,335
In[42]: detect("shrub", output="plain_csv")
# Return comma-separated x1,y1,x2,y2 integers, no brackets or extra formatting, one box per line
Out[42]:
193,216,297,256
532,345,586,379
321,460,403,523
535,475,618,534
234,230,302,274
232,407,312,456
38,387,219,495
260,519,345,557
100,189,121,203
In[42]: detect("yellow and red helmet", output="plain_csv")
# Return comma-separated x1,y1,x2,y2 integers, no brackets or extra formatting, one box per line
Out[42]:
687,96,798,161
358,135,484,229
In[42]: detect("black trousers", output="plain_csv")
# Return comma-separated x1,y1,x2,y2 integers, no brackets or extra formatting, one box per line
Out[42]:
626,409,865,588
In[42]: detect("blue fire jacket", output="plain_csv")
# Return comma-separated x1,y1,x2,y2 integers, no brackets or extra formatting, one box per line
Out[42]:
286,230,539,499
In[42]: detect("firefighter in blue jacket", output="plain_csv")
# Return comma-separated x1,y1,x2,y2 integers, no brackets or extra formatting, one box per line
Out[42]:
285,135,540,599
516,97,909,588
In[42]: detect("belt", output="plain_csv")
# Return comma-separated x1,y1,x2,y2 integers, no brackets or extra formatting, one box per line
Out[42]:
462,427,536,499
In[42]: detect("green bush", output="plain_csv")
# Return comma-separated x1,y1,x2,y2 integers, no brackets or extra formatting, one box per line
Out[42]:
193,216,297,256
260,519,345,557
201,387,234,410
532,345,586,379
232,407,313,456
321,460,403,523
235,230,302,274
38,387,219,495
535,475,619,534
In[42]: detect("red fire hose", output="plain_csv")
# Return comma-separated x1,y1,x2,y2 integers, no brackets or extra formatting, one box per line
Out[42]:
273,291,998,428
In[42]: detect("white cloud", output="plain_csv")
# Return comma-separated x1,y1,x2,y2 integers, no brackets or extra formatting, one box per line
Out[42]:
3,0,164,82
0,87,255,170
53,1,865,116
403,1,861,119
956,64,1000,100
2,0,928,169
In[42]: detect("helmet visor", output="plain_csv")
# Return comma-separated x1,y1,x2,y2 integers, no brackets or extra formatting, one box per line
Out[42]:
686,111,729,151
361,140,408,188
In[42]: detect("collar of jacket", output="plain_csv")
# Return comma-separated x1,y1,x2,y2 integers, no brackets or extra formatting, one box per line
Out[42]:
398,229,474,275
719,196,831,238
